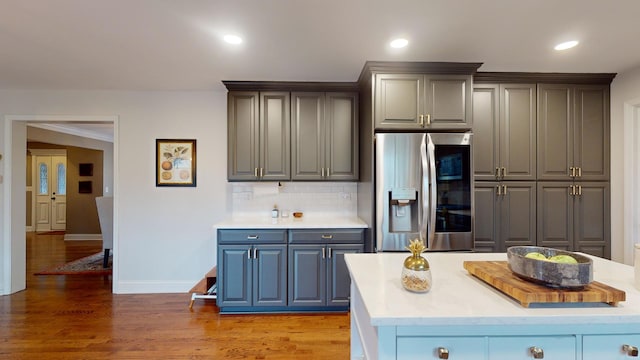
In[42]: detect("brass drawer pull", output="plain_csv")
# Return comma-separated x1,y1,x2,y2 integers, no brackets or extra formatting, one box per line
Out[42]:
437,347,449,359
623,344,639,357
529,346,544,359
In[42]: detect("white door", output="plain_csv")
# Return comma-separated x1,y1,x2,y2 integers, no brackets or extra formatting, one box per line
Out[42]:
35,155,67,232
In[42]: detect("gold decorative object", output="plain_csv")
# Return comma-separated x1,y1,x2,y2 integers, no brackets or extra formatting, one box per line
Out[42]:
401,239,432,293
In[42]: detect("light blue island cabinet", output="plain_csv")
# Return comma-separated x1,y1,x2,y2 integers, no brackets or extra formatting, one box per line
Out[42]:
345,252,640,360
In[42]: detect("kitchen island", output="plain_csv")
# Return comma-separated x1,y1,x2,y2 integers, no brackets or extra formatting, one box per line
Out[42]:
345,252,640,360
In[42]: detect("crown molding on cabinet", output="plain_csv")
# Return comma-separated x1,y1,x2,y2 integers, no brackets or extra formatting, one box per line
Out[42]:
474,72,617,84
222,81,358,92
358,61,484,84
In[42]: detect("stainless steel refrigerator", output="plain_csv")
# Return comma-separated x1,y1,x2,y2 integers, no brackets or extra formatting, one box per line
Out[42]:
375,132,474,251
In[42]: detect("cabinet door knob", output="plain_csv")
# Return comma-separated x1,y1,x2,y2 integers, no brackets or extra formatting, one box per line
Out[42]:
437,347,449,359
623,344,639,357
529,346,544,359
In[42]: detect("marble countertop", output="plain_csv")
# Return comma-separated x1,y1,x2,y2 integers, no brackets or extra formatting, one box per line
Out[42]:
214,214,368,229
345,252,640,327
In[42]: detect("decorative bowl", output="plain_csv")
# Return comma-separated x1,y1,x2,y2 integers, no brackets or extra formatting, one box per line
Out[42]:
506,246,593,288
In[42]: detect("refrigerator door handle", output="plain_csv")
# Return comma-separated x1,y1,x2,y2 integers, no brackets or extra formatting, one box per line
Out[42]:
426,135,437,246
420,135,429,245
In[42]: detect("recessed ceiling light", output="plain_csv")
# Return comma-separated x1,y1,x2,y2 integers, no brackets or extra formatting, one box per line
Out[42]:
390,38,409,48
223,34,243,45
554,40,579,51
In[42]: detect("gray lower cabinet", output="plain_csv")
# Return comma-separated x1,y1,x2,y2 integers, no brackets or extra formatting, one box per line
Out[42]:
474,181,536,252
288,229,364,308
374,73,472,130
291,92,358,180
537,84,610,181
227,91,290,181
537,181,610,258
216,230,287,309
217,228,364,312
472,83,537,181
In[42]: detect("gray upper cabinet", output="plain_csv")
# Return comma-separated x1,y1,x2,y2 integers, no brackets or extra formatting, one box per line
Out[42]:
537,84,610,181
574,85,610,181
227,91,290,181
473,84,536,181
291,92,358,181
374,73,472,130
537,181,610,258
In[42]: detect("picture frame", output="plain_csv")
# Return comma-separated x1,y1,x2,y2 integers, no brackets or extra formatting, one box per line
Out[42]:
156,139,197,187
78,181,92,194
79,163,94,176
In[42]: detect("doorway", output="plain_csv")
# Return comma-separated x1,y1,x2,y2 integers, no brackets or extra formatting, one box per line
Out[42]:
3,115,118,295
31,151,67,232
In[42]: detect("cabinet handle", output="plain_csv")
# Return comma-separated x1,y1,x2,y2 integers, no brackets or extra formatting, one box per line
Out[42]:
502,185,507,195
501,167,506,178
578,167,582,177
419,114,424,126
426,114,431,126
529,346,544,359
437,347,449,359
495,167,500,179
570,166,575,177
254,168,258,177
327,247,332,258
326,167,330,177
569,185,575,196
247,249,251,259
577,185,582,196
260,167,264,178
321,234,333,239
247,235,259,240
622,344,639,357
322,248,326,259
253,248,257,259
321,168,325,177
496,185,501,196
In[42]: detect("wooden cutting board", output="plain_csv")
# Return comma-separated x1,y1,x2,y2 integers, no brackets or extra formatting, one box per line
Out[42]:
463,261,626,307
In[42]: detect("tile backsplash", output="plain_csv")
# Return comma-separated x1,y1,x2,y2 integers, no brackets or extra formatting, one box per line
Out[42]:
229,182,357,217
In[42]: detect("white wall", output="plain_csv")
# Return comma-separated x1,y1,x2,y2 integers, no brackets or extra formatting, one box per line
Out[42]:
611,65,640,264
0,89,228,294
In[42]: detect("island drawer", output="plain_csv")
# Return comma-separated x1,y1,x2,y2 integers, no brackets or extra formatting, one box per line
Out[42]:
288,229,364,243
217,229,287,243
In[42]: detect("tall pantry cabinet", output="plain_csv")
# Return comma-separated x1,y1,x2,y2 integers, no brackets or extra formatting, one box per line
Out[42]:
472,73,614,257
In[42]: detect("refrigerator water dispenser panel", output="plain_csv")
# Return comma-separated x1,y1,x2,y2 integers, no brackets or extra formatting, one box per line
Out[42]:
389,188,418,233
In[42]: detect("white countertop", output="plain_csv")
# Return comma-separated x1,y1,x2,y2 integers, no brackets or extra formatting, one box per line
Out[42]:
215,215,368,229
345,252,640,327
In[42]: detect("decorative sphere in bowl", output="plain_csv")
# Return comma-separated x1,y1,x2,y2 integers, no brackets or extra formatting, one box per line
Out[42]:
507,246,593,288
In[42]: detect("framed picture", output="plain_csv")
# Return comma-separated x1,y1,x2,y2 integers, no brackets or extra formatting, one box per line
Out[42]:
79,163,94,176
78,181,92,194
156,139,197,187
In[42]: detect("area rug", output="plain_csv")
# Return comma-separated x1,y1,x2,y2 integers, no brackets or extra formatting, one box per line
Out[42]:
35,252,112,276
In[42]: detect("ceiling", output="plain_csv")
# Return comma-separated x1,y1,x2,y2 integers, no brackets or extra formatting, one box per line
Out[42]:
2,0,639,93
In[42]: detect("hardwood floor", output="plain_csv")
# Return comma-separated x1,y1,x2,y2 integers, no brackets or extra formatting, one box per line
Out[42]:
0,233,351,359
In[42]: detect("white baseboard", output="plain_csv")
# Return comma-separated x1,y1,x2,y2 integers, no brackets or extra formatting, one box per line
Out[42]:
114,280,195,294
64,234,103,241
